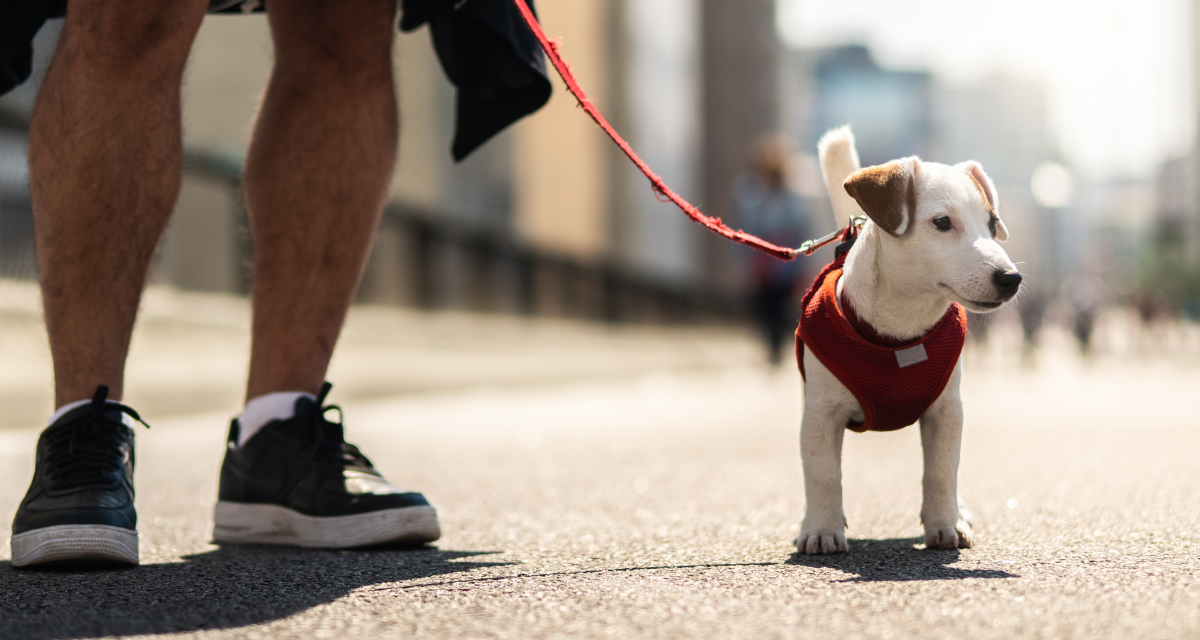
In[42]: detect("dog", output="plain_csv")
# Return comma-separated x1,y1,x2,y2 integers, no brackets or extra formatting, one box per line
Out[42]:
795,126,1021,555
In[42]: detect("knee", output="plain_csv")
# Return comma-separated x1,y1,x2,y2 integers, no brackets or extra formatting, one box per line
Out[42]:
62,0,209,73
270,0,396,84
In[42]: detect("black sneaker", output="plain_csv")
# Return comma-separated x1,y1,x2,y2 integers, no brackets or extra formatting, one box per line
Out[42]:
213,383,440,548
10,386,146,567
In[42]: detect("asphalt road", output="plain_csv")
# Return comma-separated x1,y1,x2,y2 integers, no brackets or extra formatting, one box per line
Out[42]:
1,323,1199,639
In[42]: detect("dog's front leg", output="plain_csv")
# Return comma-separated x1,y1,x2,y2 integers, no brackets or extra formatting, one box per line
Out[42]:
798,353,854,554
918,361,973,549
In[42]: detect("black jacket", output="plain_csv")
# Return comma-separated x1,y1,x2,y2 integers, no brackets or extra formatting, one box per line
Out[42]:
0,0,549,159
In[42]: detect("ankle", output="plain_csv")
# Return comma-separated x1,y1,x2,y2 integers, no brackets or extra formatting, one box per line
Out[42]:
48,397,137,428
237,391,316,447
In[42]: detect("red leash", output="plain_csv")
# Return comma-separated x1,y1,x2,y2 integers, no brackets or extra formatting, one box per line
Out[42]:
510,0,799,261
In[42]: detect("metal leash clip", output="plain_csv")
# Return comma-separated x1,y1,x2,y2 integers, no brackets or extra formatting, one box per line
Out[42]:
792,216,868,257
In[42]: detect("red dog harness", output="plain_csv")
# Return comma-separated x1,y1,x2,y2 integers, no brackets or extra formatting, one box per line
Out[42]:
795,228,967,432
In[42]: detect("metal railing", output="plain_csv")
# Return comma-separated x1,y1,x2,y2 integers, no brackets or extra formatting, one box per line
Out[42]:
0,120,747,325
181,148,744,325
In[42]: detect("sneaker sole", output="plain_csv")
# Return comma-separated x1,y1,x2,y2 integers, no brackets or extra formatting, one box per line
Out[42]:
10,524,139,567
212,501,441,548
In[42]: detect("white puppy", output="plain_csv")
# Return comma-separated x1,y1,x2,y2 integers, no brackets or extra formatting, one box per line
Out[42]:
796,126,1020,555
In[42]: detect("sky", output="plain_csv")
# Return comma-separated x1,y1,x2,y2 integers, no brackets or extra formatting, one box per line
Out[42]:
776,0,1194,179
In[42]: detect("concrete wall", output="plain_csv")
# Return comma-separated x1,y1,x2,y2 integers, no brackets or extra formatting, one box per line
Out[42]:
621,0,703,285
157,175,244,293
181,15,273,153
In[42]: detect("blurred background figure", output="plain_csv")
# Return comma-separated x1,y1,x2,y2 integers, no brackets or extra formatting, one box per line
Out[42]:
1132,287,1172,353
1017,288,1049,364
736,136,812,365
1062,273,1111,357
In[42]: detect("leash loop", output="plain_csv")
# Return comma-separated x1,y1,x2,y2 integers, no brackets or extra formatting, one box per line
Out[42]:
790,216,867,258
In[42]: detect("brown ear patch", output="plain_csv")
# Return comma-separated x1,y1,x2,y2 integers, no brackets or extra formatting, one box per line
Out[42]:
967,174,996,216
842,160,916,237
963,163,1007,240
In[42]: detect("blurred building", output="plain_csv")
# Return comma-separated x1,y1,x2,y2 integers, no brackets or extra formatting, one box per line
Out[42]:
783,45,932,169
1135,0,1200,314
700,0,780,291
1080,178,1155,293
931,75,1059,294
1150,155,1200,310
779,44,933,242
1147,8,1200,311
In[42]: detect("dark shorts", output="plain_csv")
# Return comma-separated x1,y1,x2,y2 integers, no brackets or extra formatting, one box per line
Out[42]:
0,0,549,160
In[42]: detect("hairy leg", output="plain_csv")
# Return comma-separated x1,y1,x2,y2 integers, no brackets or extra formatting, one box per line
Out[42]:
31,0,209,406
243,0,399,400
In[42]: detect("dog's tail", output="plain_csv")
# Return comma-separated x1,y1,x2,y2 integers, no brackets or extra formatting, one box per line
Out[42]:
817,126,865,224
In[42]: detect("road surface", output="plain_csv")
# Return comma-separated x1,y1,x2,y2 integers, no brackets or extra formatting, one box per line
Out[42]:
1,293,1198,639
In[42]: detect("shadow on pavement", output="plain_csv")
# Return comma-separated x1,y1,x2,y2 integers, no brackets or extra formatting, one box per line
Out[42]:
786,537,1018,582
373,561,781,591
0,544,514,639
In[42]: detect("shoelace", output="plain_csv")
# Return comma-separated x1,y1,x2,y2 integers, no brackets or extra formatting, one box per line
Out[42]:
42,386,149,490
294,382,374,470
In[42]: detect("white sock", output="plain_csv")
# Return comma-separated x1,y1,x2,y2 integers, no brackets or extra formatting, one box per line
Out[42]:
49,398,137,428
237,391,315,447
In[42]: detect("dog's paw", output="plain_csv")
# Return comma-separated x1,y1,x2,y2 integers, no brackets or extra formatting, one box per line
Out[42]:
796,528,848,555
924,518,973,550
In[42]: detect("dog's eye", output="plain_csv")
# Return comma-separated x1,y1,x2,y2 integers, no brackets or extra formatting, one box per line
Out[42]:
932,216,952,231
988,216,998,237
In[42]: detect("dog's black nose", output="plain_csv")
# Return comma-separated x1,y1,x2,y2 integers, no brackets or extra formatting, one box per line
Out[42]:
993,270,1022,296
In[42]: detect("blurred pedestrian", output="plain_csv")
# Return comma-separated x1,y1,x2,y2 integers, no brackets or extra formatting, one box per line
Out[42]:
1062,273,1110,357
1017,288,1048,363
736,136,813,365
1132,287,1171,354
2,0,550,567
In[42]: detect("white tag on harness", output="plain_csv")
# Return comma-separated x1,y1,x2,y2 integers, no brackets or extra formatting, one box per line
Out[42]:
895,344,928,368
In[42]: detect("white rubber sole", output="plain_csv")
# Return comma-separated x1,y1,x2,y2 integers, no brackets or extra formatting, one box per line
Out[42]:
9,524,139,567
212,501,441,548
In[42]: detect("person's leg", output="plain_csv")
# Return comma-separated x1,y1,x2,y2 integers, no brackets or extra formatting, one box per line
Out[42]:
243,0,399,401
31,0,209,407
758,284,788,365
15,0,209,568
212,0,438,548
752,287,773,362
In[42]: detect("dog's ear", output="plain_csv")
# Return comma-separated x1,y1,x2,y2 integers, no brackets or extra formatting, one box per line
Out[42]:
993,216,1009,242
958,161,1008,241
842,157,919,237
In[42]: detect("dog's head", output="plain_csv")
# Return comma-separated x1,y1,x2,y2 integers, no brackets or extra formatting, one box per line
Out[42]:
842,158,1020,313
